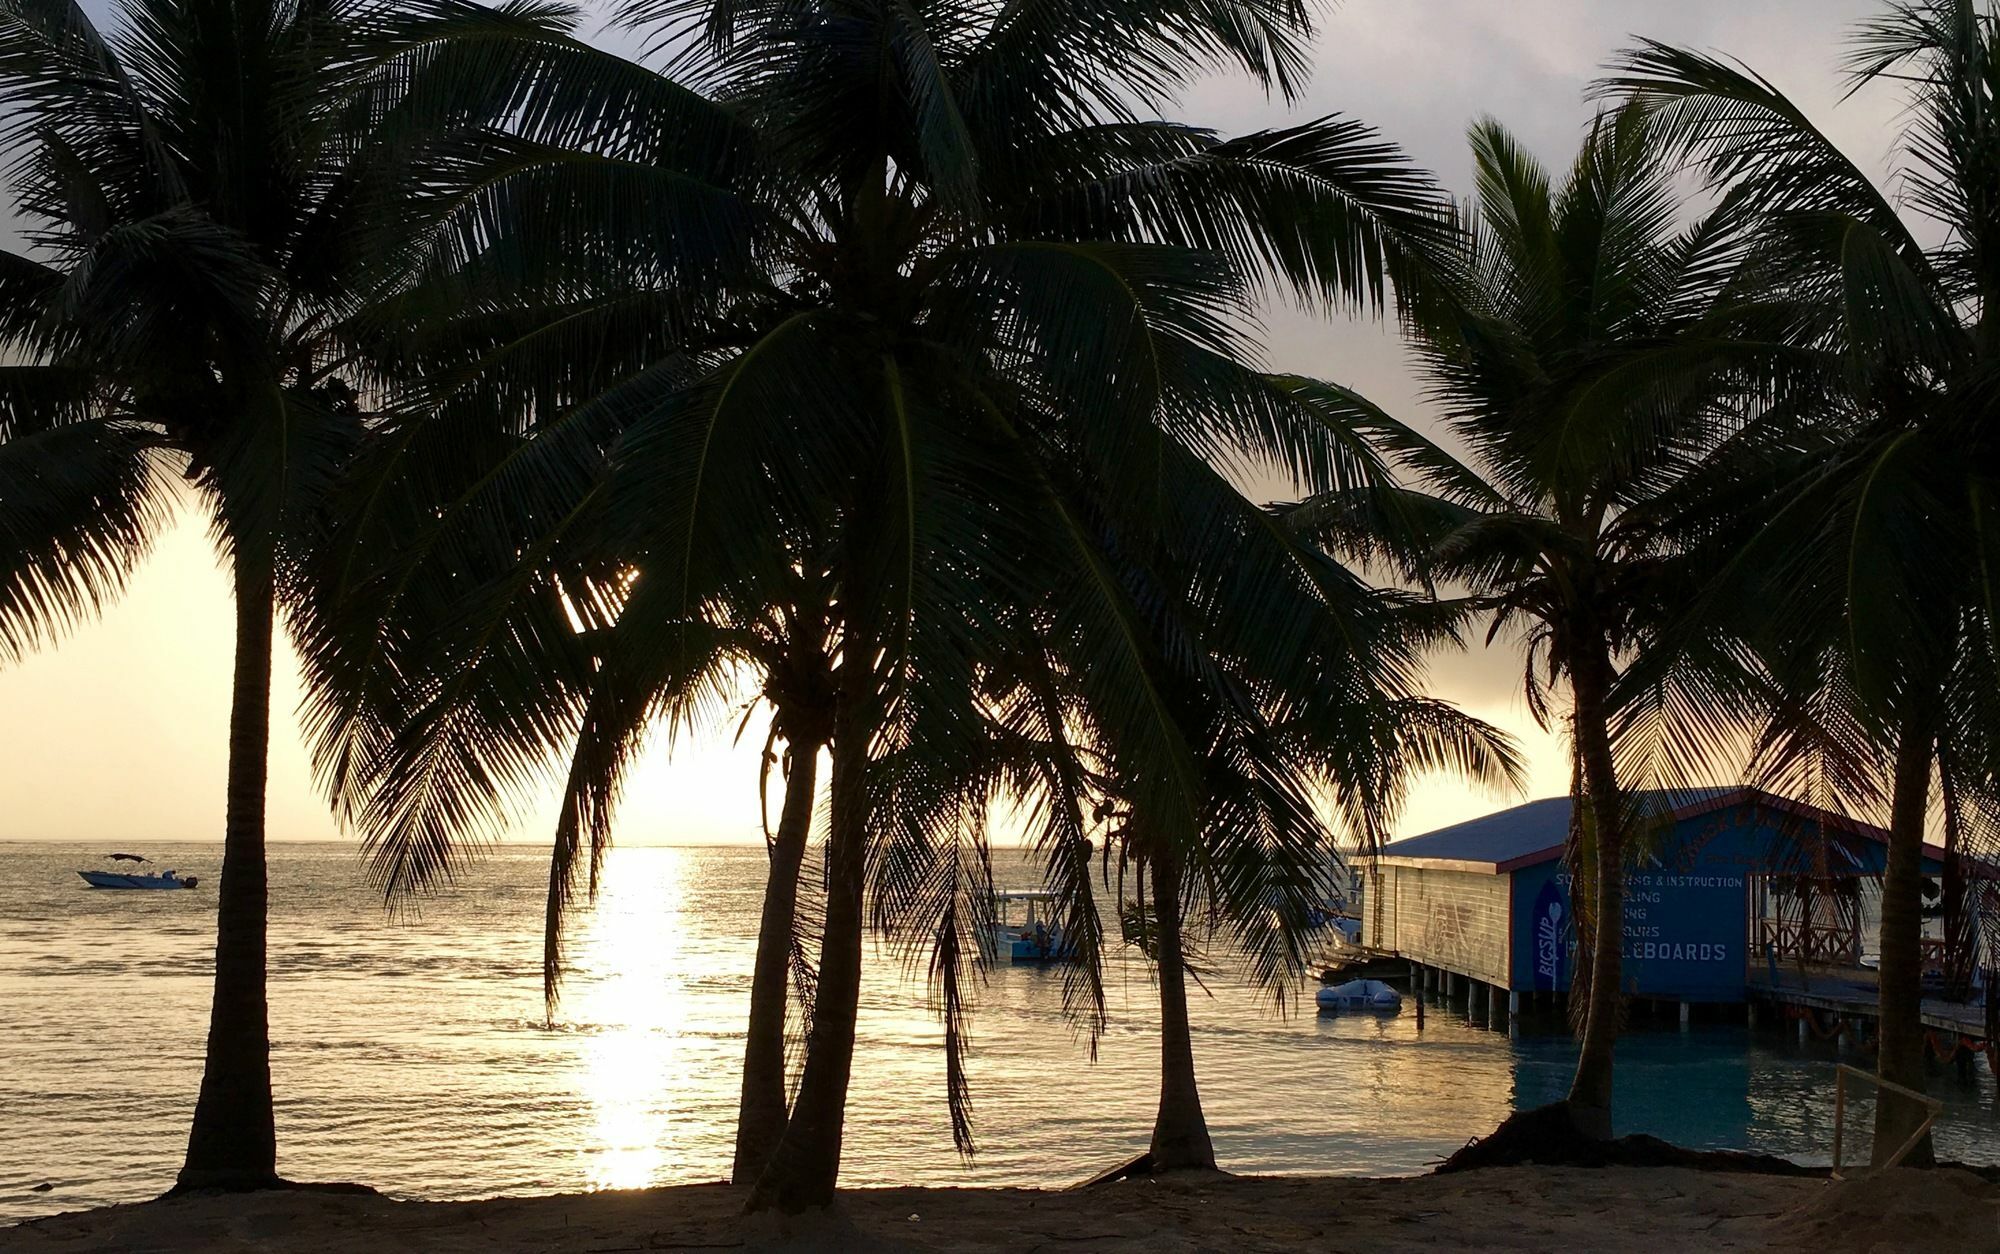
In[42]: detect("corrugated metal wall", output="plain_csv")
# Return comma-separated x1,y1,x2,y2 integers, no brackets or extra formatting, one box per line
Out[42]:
1377,865,1511,986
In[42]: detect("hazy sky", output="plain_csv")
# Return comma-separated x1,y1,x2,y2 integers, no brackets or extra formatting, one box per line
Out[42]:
1,0,1901,848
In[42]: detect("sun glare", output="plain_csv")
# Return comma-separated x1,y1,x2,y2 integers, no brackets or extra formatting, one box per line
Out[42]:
572,848,690,1191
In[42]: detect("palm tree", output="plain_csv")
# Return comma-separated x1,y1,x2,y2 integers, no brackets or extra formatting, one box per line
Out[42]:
1293,107,1793,1141
1602,0,2000,1164
727,572,837,1182
302,0,1469,1212
0,0,603,1190
1102,668,1518,1170
984,430,1525,1172
570,562,845,1189
303,403,839,1185
559,556,846,1187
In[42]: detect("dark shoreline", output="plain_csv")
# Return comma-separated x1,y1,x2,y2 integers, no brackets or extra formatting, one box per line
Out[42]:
8,1166,1998,1253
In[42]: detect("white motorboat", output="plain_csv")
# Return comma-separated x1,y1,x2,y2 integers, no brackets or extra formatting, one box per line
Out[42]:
1310,908,1363,946
1315,978,1401,1013
77,853,198,890
985,889,1071,962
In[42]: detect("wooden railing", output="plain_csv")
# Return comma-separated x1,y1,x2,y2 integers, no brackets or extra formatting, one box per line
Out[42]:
1831,1063,1942,1178
1756,915,1861,966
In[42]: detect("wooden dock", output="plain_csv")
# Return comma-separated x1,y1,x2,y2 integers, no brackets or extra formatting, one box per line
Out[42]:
1749,968,1994,1047
1313,944,1410,984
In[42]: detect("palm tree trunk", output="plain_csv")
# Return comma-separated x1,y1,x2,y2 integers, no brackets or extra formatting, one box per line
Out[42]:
1148,848,1216,1171
1872,712,1936,1167
1566,645,1623,1141
176,543,280,1191
746,710,865,1212
731,737,821,1185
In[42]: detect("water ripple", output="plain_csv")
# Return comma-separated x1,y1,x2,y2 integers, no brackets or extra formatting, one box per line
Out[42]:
2,841,1996,1223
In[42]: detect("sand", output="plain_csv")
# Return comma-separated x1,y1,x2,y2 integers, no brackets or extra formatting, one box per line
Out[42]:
4,1168,1996,1253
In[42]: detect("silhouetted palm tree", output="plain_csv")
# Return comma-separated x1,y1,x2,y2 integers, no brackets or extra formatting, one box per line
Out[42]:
1101,664,1518,1170
1605,0,2000,1163
1293,107,1793,1140
302,0,1470,1211
0,0,597,1190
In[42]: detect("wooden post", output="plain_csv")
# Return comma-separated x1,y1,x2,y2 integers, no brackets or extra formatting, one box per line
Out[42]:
1831,1066,1845,1173
1831,1062,1942,1179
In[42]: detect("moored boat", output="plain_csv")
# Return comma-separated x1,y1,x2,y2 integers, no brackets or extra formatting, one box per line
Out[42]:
76,853,198,890
985,889,1072,963
1315,978,1401,1013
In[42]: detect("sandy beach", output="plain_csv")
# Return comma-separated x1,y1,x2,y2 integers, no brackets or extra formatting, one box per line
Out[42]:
6,1167,1997,1253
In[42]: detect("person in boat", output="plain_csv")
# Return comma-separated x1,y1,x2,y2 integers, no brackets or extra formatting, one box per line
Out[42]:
1033,919,1050,958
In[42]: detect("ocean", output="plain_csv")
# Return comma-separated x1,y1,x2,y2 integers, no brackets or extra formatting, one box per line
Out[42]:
2,841,1996,1222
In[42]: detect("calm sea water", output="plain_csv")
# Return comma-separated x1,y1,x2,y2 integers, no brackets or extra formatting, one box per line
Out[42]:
2,841,1996,1221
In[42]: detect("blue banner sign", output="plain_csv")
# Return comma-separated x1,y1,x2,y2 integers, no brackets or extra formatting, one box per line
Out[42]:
1512,857,1750,1001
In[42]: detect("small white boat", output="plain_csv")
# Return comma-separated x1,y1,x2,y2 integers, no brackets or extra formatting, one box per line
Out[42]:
985,889,1071,963
1316,978,1401,1013
1311,910,1363,946
77,853,198,890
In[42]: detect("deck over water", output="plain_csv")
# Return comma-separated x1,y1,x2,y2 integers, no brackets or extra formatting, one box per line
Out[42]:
1751,969,1993,1039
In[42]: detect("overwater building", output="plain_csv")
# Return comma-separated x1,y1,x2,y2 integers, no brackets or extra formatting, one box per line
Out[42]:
1367,787,1967,1020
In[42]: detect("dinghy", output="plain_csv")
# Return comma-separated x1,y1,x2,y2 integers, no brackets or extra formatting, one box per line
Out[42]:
1315,978,1401,1013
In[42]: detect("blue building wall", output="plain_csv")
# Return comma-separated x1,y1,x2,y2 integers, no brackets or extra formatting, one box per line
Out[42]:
1506,801,1898,1002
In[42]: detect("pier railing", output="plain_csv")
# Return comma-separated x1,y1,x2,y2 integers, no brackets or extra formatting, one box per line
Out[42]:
1756,915,1861,966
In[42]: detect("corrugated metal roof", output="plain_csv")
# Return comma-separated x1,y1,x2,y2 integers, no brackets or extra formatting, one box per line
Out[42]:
1379,788,1973,886
1379,795,1577,869
1378,787,1825,874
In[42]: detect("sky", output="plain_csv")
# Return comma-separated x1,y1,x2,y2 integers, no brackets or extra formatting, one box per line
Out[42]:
0,0,1903,848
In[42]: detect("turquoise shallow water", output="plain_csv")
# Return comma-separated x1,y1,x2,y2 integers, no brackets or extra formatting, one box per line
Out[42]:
1,841,1995,1221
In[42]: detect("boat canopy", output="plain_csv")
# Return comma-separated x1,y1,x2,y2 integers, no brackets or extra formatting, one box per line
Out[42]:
106,853,150,862
993,889,1059,902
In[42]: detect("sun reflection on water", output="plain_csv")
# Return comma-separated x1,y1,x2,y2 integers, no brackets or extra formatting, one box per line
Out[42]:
5,841,1999,1220
569,847,690,1191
